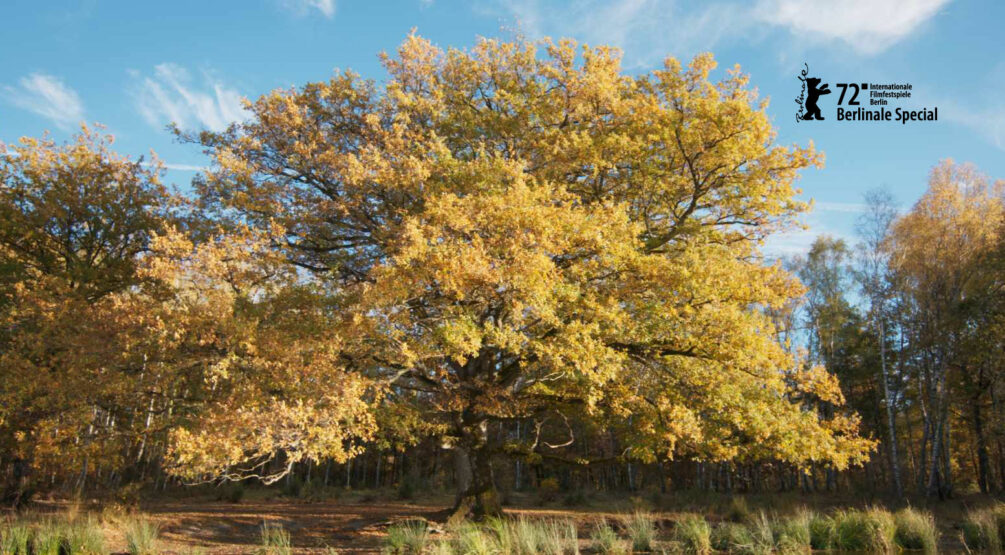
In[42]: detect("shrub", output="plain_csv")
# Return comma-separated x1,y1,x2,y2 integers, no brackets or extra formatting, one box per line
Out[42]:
299,478,325,501
538,477,560,504
216,481,245,503
258,521,292,555
591,520,628,554
624,511,658,552
674,514,711,554
114,482,144,507
124,516,161,555
282,475,304,498
397,474,419,500
725,496,752,523
562,490,589,507
893,507,938,554
384,520,429,554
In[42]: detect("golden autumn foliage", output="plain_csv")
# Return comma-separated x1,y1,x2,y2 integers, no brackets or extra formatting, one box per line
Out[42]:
0,130,375,494
7,34,1005,513
885,160,1005,496
0,128,173,483
184,34,873,516
145,228,375,484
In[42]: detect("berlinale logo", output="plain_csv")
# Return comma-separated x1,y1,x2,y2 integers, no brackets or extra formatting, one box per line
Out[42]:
795,62,937,125
796,63,831,122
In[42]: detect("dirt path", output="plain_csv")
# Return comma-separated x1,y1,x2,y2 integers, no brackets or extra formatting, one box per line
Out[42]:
142,499,448,553
139,498,638,553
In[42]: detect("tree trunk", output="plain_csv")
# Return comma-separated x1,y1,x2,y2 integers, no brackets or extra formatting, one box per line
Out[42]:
450,420,502,522
3,458,33,509
878,318,904,498
927,408,947,498
973,394,991,494
450,444,501,522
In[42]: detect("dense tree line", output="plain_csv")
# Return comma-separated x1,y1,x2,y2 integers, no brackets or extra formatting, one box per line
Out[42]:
0,35,999,516
789,163,1005,499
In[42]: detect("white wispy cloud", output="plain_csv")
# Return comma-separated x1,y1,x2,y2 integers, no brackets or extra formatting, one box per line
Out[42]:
131,63,247,132
755,0,950,55
763,200,873,257
2,73,85,130
943,102,1005,151
162,162,206,172
764,226,827,257
813,201,868,213
483,0,747,67
279,0,336,18
483,0,946,64
911,64,1005,152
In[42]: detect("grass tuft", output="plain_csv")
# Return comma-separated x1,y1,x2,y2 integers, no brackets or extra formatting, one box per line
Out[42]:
590,520,628,554
711,521,755,553
32,518,66,555
623,511,657,552
807,512,835,550
893,507,938,554
258,520,292,555
384,520,429,554
449,517,578,555
747,511,776,553
773,510,812,554
962,506,1002,553
0,520,32,555
123,516,161,555
453,521,496,555
65,517,107,554
831,508,895,553
674,513,711,554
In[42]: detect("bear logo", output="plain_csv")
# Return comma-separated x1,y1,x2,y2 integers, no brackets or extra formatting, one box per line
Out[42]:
796,63,831,122
802,77,831,120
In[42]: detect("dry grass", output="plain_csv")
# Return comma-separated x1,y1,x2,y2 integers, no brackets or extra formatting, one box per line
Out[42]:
2,492,998,553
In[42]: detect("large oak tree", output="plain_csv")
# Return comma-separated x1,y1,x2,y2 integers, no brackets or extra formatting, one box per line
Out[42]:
183,34,872,518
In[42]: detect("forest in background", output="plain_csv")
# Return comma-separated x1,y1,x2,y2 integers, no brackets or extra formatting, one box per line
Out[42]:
0,35,1002,521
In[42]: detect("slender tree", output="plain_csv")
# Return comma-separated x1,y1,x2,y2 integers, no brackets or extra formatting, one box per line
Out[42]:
855,188,904,498
889,160,1004,497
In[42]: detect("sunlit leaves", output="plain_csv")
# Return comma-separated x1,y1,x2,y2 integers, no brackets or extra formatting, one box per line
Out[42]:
188,33,871,472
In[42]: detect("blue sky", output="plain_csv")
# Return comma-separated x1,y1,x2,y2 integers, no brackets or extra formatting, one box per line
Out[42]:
3,0,1003,255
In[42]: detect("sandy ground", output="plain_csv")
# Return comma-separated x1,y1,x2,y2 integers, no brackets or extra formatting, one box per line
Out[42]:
143,498,444,553
18,491,991,553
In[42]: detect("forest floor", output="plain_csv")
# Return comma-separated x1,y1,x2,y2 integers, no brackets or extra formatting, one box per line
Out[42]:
19,488,1002,553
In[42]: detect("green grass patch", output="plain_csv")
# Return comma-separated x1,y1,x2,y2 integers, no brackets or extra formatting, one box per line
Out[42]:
674,513,711,554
